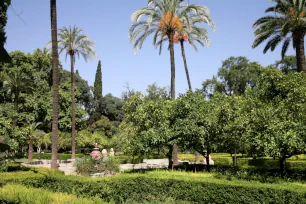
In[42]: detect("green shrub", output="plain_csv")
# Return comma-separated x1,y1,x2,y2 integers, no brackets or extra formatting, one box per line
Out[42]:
76,156,120,176
0,184,106,204
1,170,306,203
7,163,31,172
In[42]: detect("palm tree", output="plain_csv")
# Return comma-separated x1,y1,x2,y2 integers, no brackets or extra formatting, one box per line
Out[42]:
156,10,216,91
50,0,60,169
130,0,208,167
253,0,306,72
57,26,96,160
27,122,44,162
3,71,32,126
130,0,196,98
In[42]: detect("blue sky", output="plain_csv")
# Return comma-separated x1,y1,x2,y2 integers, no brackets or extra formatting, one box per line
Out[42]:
6,0,295,98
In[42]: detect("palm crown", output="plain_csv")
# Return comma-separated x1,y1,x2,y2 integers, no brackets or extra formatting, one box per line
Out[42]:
58,26,96,61
129,0,209,53
252,0,306,60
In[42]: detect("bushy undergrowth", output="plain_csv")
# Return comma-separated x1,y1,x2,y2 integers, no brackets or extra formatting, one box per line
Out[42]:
1,170,306,203
0,184,106,204
76,156,120,176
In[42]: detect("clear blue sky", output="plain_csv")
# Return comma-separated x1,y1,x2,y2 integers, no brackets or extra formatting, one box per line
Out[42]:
6,0,296,98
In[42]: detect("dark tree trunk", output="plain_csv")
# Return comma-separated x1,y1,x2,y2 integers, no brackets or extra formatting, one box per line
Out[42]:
13,92,18,127
233,148,237,167
50,0,59,169
168,31,178,166
206,147,211,172
28,139,33,162
70,54,76,160
167,145,174,169
280,157,286,178
180,41,192,91
295,32,306,73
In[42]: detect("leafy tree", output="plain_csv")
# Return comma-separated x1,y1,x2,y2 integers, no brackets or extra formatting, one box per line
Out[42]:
2,71,32,125
94,60,102,100
0,0,11,63
274,55,297,73
201,56,263,97
56,26,96,160
246,69,306,177
145,82,169,101
252,0,306,72
50,0,60,169
101,93,124,125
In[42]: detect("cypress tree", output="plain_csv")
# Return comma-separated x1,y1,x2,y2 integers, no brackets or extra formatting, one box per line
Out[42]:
94,60,102,100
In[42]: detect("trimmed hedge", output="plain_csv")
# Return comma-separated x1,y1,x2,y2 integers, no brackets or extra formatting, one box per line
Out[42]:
32,153,84,160
1,171,306,203
0,184,105,204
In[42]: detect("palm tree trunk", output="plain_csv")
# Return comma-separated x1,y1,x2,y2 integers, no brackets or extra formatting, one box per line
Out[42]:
168,32,176,99
180,41,192,91
168,31,178,166
50,0,59,169
13,92,18,127
295,33,306,73
70,54,76,160
28,138,33,162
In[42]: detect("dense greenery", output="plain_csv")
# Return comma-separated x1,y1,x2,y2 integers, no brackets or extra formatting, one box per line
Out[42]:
2,170,306,203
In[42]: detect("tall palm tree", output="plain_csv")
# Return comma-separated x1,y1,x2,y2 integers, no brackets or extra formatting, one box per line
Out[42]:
253,0,306,72
130,0,202,98
130,0,206,167
156,10,216,91
57,26,96,160
3,71,32,126
50,0,59,169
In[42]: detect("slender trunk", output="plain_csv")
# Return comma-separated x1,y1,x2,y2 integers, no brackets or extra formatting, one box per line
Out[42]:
167,145,173,169
295,32,306,72
172,144,178,166
13,92,18,127
70,54,76,160
280,157,286,178
195,151,200,163
168,31,175,99
180,41,192,91
168,31,178,166
50,0,59,169
234,148,237,167
28,138,33,162
206,147,211,172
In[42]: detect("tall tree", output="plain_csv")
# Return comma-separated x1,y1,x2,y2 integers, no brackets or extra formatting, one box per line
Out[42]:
201,56,263,97
94,60,102,100
57,26,96,160
156,3,216,91
0,0,11,63
50,0,59,169
252,0,306,72
3,71,32,126
130,0,206,166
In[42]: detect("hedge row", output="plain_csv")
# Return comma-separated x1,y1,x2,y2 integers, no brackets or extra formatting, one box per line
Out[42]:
0,184,106,204
32,153,84,160
1,171,306,203
214,157,306,170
